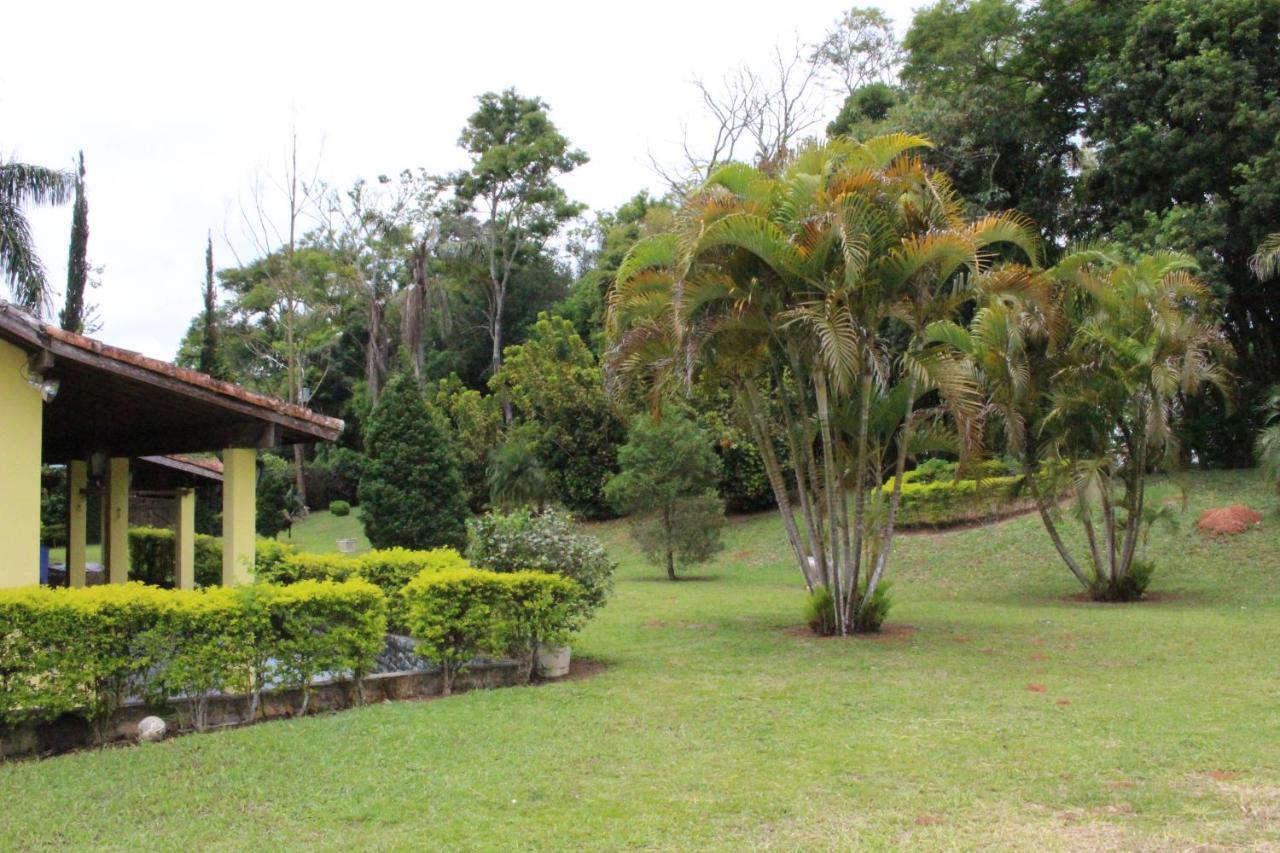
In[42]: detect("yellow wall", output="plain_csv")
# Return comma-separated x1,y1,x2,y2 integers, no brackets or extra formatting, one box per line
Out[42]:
0,340,43,588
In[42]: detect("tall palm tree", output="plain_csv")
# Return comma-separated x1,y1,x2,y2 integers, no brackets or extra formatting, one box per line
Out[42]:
607,134,1037,633
943,250,1230,599
1,156,73,312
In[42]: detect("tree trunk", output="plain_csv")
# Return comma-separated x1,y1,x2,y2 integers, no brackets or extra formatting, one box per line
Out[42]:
293,444,308,508
813,374,845,633
843,370,874,629
863,373,917,617
742,382,817,589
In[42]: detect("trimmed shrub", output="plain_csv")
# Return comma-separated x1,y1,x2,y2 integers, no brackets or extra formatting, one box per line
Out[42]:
140,587,252,731
128,528,297,589
244,579,387,714
263,547,472,632
129,526,222,588
895,476,1023,527
401,567,580,692
329,500,351,517
401,568,507,695
467,508,615,624
496,571,582,680
0,579,385,733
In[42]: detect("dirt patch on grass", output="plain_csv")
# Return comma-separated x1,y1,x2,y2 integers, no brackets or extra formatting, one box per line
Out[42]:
1196,504,1263,536
780,623,918,642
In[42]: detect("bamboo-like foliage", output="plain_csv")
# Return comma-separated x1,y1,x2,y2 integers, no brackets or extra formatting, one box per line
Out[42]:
942,248,1231,599
606,134,1038,633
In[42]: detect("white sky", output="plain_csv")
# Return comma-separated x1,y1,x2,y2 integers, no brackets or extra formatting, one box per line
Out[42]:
5,0,915,359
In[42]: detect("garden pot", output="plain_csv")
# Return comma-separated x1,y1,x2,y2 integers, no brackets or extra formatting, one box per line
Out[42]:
535,644,571,678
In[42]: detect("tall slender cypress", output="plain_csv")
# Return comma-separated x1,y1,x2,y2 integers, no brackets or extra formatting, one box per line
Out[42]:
198,232,223,378
59,151,88,333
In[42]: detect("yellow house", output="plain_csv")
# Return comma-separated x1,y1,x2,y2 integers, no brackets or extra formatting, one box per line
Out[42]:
0,301,343,589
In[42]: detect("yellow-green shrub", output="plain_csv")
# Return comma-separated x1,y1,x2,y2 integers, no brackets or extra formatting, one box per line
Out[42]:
0,579,386,732
401,568,581,692
895,475,1023,526
128,527,298,588
242,579,387,714
264,547,472,631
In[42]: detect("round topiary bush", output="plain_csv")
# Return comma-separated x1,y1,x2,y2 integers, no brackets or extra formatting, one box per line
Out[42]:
329,500,351,517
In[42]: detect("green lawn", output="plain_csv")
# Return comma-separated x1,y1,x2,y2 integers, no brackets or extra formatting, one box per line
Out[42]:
3,471,1279,849
276,508,369,554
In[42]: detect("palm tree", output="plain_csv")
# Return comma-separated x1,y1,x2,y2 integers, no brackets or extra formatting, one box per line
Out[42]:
945,250,1230,599
1257,385,1280,497
1250,232,1280,281
607,134,1037,633
1,156,73,312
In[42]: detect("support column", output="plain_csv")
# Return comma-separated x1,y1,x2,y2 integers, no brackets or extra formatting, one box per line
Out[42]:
67,460,88,588
0,341,42,588
174,488,196,590
104,457,130,584
222,448,256,586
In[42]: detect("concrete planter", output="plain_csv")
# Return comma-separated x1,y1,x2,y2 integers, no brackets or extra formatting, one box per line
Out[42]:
536,644,571,678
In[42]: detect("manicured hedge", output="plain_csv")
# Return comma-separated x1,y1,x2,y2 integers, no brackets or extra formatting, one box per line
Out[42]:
895,474,1024,527
0,579,386,733
401,568,581,693
259,547,470,631
128,527,298,588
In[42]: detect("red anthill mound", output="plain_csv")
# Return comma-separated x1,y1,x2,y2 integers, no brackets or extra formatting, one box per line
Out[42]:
1196,505,1263,536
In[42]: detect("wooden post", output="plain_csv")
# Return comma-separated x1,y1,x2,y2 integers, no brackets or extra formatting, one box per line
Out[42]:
105,457,130,584
221,448,256,586
174,488,196,590
67,460,88,587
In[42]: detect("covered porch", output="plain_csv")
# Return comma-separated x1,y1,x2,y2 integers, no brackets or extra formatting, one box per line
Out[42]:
0,302,343,589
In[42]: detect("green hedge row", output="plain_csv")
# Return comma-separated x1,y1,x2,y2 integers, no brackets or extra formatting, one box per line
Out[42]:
257,547,471,631
402,567,581,694
128,527,297,588
0,579,386,733
895,475,1024,527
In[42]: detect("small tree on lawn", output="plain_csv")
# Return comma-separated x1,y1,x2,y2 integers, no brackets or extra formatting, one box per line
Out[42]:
359,372,468,550
605,409,725,580
256,453,299,539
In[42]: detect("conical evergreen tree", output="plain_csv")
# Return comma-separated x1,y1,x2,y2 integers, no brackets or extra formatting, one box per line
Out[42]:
59,152,88,333
358,371,469,549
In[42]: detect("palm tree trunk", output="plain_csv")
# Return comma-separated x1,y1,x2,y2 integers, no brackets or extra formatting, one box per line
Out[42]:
843,369,874,628
742,383,818,589
1025,459,1092,590
814,373,845,633
772,365,827,589
864,374,917,614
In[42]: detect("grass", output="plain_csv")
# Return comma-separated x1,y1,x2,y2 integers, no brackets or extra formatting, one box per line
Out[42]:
3,470,1280,849
275,509,369,554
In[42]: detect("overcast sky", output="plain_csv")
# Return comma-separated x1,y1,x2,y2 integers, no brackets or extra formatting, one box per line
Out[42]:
5,0,914,359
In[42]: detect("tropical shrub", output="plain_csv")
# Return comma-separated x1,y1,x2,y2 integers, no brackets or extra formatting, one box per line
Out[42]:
359,372,469,550
467,508,614,623
895,475,1023,527
493,570,582,680
139,586,251,731
329,500,351,517
804,587,837,636
606,409,726,580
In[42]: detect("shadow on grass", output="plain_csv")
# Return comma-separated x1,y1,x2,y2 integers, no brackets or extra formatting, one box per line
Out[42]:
626,574,722,583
